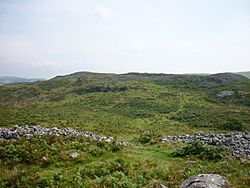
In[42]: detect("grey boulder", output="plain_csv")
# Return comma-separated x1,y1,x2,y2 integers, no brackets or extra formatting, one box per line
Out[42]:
181,174,231,188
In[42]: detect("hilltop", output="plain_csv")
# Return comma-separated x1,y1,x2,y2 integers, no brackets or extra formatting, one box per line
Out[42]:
0,71,249,187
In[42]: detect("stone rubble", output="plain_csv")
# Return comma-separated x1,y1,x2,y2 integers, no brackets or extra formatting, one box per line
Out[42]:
161,132,250,159
0,125,113,142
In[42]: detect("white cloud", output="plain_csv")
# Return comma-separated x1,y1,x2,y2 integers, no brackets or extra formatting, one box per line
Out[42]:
93,6,115,21
0,35,41,64
0,0,250,77
30,61,62,67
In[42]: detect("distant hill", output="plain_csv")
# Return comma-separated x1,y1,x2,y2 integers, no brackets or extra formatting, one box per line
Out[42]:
53,71,248,84
0,76,45,85
237,71,250,79
0,70,249,132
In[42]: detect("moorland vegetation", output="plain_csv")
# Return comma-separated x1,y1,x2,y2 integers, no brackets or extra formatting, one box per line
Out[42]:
0,72,249,187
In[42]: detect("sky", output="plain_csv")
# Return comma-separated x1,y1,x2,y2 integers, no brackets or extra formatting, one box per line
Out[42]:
0,0,250,78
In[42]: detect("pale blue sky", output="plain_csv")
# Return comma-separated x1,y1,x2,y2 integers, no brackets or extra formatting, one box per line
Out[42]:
0,0,249,78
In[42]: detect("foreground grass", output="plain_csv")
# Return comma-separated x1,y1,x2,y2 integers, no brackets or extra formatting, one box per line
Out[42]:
0,136,249,188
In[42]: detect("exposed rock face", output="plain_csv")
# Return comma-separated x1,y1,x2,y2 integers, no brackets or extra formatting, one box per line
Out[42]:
181,174,230,188
207,73,248,84
0,125,113,142
161,132,250,159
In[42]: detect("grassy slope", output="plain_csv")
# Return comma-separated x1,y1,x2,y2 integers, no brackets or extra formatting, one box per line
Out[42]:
0,72,250,187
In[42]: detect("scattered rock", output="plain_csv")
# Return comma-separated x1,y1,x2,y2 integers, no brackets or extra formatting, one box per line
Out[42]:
69,152,79,158
42,156,48,162
158,184,168,188
181,174,231,188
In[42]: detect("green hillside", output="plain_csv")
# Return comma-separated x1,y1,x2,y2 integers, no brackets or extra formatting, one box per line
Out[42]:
0,72,249,187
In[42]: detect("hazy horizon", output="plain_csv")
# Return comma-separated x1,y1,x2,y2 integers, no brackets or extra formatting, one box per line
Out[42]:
1,70,250,80
1,0,250,78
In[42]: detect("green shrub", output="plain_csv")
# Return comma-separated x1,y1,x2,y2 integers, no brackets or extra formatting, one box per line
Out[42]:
0,135,116,167
221,118,245,131
95,171,137,188
138,131,152,144
0,178,6,188
109,98,177,118
138,131,161,144
172,141,226,161
88,145,105,157
110,141,123,152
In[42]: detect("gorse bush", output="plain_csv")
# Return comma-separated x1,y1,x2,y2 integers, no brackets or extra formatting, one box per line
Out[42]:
73,85,128,95
0,136,57,166
109,98,178,118
138,131,161,144
172,141,226,161
138,131,152,144
0,135,123,167
221,118,245,131
34,157,149,188
110,141,123,152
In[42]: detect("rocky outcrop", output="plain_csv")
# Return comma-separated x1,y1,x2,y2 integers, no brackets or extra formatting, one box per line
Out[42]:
181,174,230,188
161,132,250,159
0,125,113,142
217,90,234,98
207,73,248,84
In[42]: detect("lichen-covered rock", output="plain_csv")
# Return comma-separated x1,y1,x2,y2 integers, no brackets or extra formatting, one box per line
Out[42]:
181,174,231,188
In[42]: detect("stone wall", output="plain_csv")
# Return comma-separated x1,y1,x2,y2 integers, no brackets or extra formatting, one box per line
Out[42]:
0,125,113,142
161,132,250,159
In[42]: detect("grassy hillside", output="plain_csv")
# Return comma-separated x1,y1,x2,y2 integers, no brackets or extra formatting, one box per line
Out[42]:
0,72,249,187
